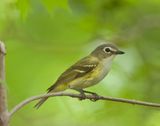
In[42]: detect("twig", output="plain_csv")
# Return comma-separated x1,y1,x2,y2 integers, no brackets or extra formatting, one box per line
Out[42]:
9,92,160,120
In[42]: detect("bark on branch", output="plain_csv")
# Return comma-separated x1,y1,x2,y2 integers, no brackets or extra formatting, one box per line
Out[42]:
0,41,8,126
9,92,160,120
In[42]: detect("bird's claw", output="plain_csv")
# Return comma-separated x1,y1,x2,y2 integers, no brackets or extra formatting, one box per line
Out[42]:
90,93,99,102
78,93,86,100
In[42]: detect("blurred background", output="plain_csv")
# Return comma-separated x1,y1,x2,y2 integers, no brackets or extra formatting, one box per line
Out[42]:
0,0,160,126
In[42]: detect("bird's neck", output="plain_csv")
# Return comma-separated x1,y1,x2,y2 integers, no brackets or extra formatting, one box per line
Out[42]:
101,55,115,69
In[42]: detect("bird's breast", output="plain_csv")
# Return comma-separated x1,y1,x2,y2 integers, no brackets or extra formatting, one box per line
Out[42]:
84,56,115,87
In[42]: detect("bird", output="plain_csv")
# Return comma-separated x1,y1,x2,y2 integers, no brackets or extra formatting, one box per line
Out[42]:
35,43,124,109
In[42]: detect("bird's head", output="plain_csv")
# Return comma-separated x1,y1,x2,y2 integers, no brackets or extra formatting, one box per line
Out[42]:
91,44,125,60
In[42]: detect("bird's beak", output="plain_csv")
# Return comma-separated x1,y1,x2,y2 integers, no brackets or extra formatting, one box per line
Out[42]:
115,50,125,55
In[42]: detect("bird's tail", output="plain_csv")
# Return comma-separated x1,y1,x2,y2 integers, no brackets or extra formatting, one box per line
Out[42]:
34,84,66,109
34,83,58,109
34,97,49,109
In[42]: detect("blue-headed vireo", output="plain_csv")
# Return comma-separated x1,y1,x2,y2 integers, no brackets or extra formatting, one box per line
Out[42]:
35,43,124,108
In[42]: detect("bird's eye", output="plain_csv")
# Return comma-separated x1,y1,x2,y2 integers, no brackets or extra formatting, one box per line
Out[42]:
104,47,111,53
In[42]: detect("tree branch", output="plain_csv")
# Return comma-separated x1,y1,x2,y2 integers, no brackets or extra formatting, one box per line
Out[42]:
0,41,8,126
9,92,160,120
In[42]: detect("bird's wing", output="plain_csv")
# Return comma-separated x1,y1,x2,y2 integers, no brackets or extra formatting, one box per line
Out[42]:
47,56,98,92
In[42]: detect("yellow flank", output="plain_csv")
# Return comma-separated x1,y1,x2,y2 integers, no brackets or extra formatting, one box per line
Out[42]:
83,64,103,87
69,63,103,89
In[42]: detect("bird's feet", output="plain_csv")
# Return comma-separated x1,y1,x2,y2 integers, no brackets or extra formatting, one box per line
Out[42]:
79,92,86,100
82,90,99,101
73,89,86,100
72,88,99,101
89,92,99,102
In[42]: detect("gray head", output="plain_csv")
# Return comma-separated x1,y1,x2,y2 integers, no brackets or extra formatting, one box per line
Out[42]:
91,44,124,60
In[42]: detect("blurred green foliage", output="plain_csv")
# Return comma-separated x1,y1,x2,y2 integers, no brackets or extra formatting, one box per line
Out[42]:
0,0,160,126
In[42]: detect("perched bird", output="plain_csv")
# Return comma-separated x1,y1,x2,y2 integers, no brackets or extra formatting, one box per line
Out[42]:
35,43,124,108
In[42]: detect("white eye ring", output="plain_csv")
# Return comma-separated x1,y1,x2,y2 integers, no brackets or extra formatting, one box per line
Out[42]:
103,47,112,53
